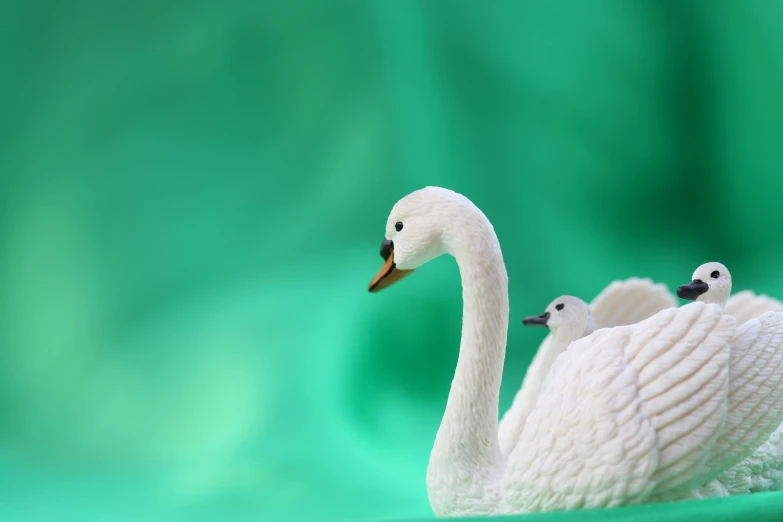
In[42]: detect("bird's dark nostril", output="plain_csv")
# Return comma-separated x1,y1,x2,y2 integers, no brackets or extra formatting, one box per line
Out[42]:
380,239,393,261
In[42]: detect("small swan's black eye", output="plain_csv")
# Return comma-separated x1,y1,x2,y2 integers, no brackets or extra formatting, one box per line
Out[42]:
711,271,720,279
555,303,564,311
395,221,403,232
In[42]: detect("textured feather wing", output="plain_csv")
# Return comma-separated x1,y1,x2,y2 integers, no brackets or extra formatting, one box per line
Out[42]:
698,311,783,483
590,277,678,328
725,290,783,325
500,278,676,453
634,304,734,500
503,302,733,510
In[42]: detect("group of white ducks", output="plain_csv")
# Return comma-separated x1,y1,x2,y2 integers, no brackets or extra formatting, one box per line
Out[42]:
367,187,783,518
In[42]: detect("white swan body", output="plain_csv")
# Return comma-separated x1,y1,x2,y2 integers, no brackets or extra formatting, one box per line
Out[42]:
676,262,783,498
499,280,676,454
497,296,595,455
368,188,762,516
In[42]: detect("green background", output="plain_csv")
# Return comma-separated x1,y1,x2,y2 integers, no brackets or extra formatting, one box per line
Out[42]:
2,1,783,521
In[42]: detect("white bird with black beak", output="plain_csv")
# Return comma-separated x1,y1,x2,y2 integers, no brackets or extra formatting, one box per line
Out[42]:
677,261,783,324
677,262,783,497
496,296,595,451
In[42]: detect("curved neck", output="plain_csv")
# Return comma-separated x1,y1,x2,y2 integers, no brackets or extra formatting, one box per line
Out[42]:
429,223,509,481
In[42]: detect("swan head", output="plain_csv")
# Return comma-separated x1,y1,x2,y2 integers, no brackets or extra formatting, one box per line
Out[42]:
522,295,593,337
368,187,487,292
676,261,732,307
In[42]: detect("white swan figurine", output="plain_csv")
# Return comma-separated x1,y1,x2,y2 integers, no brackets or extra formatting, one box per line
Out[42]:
676,262,783,497
367,187,761,516
499,281,676,454
676,261,783,325
495,296,595,456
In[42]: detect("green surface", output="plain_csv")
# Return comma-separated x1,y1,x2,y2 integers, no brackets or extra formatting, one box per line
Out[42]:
1,0,783,521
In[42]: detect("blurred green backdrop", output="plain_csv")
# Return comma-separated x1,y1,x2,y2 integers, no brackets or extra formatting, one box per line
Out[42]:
2,1,783,521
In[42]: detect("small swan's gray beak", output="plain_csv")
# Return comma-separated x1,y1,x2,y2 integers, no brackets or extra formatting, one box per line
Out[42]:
677,279,710,300
522,312,550,327
368,239,414,292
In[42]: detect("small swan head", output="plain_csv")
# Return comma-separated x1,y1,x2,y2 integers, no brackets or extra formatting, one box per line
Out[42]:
677,261,732,307
368,187,487,292
523,295,593,337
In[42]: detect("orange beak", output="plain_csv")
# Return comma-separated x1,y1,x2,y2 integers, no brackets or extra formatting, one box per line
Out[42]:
368,246,414,292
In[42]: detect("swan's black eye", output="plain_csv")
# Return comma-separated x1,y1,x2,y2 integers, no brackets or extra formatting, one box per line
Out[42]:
395,221,403,232
711,271,720,279
555,303,564,311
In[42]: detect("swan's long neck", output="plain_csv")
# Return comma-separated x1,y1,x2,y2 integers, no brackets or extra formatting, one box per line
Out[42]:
428,219,509,491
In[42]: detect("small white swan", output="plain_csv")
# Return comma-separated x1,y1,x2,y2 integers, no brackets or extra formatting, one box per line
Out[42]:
368,187,746,516
677,261,783,325
496,296,595,454
676,262,783,497
499,281,676,454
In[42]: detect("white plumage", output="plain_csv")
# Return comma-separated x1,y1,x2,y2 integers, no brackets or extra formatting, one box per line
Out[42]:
499,280,677,455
